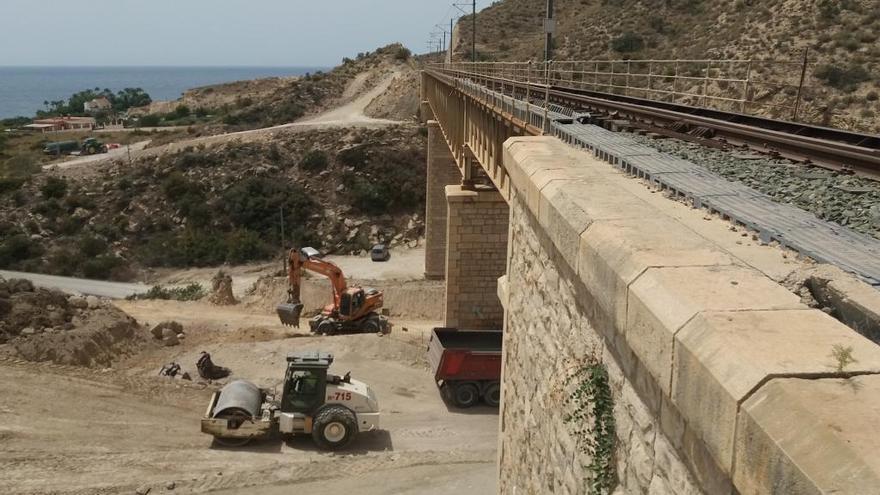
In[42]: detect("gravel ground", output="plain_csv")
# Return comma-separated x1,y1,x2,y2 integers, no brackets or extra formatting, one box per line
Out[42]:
627,134,880,239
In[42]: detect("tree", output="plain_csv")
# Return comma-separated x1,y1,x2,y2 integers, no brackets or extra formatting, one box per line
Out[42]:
113,88,152,111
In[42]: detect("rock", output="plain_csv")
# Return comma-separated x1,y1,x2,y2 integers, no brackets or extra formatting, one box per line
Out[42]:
69,296,88,309
161,334,180,347
136,485,151,495
344,218,355,228
151,321,184,340
9,279,34,293
20,327,37,336
165,481,176,490
161,327,177,339
86,295,100,309
71,207,92,220
208,271,237,306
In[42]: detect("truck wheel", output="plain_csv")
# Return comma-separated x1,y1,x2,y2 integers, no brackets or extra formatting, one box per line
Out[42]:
312,405,357,450
453,383,480,408
483,383,501,407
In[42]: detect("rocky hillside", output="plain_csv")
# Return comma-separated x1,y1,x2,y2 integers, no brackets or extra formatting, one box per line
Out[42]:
136,43,417,131
453,0,880,129
0,124,426,281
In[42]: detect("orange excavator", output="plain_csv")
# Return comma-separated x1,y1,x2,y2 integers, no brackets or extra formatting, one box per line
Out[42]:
276,247,390,335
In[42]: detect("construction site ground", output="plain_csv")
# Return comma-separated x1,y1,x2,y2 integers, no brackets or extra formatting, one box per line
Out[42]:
0,257,497,494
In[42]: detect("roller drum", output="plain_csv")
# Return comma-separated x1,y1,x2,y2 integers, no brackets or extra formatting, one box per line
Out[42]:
213,380,262,419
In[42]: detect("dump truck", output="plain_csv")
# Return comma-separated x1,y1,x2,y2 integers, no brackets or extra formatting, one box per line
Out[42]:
201,351,379,450
427,328,502,408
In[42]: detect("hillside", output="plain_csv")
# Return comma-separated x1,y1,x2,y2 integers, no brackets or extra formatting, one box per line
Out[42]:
453,0,880,130
0,44,425,281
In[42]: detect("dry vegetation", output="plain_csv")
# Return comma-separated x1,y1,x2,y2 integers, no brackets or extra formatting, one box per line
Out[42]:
454,0,880,129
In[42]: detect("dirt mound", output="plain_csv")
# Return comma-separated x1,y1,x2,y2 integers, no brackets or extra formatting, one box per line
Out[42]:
244,276,444,320
0,277,145,367
208,271,237,305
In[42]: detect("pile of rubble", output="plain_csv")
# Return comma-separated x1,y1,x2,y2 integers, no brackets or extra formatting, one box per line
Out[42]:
0,277,144,367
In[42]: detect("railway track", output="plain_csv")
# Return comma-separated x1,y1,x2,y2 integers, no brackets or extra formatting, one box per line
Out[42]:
437,68,880,180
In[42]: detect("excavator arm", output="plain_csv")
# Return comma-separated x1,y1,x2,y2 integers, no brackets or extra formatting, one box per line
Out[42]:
277,248,348,327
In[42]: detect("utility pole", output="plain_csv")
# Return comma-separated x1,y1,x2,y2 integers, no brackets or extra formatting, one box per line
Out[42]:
544,0,555,62
472,0,476,62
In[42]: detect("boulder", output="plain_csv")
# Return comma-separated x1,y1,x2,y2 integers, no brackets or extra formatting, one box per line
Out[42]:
151,321,184,340
68,296,89,309
86,295,100,309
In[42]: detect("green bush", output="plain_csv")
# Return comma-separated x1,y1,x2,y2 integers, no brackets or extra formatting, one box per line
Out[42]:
337,146,368,167
41,177,68,199
78,236,108,257
0,234,43,268
127,283,206,301
611,32,644,53
82,255,124,279
300,149,329,171
394,46,412,61
221,177,317,241
174,105,191,118
139,114,162,127
815,64,871,92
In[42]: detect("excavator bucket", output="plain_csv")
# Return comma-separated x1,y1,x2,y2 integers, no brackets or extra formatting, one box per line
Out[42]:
276,302,304,327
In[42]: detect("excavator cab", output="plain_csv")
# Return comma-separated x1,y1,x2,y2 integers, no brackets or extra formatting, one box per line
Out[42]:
338,288,365,318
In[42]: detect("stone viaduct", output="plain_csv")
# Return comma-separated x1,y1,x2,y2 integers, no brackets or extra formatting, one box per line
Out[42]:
419,67,880,494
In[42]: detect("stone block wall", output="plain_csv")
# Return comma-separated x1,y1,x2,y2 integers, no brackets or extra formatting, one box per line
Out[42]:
425,120,461,280
445,185,508,329
498,136,880,494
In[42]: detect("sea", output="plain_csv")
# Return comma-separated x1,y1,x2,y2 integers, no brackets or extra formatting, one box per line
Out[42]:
0,66,327,119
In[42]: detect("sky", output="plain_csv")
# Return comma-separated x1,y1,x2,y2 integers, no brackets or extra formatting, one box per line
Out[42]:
0,0,492,67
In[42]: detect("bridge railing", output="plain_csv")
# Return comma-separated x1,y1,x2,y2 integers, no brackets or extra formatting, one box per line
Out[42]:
429,59,876,133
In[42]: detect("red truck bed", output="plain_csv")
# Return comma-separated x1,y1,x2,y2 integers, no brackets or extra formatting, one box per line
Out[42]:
428,328,502,382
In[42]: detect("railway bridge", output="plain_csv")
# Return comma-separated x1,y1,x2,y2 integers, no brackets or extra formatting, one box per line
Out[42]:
420,64,880,494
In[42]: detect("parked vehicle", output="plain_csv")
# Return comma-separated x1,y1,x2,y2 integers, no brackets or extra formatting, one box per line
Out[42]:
427,327,502,408
370,244,391,262
42,140,79,155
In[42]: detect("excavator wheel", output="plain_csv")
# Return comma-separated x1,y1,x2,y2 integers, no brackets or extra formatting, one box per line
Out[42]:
361,316,380,334
315,319,335,335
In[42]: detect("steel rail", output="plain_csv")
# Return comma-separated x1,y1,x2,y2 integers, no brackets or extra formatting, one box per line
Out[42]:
430,68,880,179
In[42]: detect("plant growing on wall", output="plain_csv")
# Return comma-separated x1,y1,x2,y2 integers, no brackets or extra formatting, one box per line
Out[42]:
564,352,617,494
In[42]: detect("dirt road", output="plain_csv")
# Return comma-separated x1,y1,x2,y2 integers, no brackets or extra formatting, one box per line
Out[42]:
0,293,497,494
53,70,406,173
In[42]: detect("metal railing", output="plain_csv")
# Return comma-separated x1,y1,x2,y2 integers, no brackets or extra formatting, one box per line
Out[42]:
430,59,876,133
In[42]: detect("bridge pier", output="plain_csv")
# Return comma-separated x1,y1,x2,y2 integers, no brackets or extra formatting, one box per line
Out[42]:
444,185,508,329
424,121,461,280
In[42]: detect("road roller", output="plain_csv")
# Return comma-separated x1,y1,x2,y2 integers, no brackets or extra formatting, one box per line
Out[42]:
201,351,380,450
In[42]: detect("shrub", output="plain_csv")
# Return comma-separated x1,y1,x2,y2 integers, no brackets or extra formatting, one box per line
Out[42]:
41,176,68,199
814,64,871,92
127,283,206,301
220,177,317,241
611,32,644,53
78,236,108,257
394,46,412,61
867,91,879,101
139,114,161,127
174,105,191,118
82,255,124,279
0,234,43,268
337,146,368,167
300,149,329,171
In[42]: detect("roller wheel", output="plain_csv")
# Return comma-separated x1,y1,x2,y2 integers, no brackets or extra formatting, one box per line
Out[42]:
453,383,480,408
312,405,357,450
483,382,501,407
